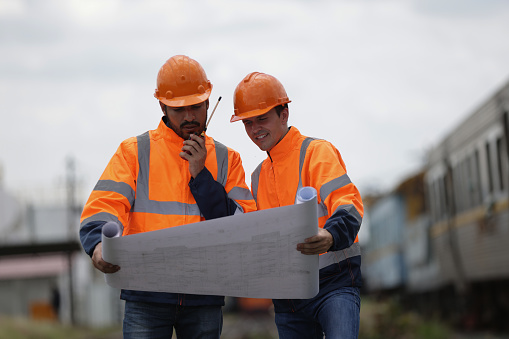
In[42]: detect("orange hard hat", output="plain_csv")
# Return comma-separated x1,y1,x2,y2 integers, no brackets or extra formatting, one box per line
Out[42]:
231,72,291,122
154,55,212,107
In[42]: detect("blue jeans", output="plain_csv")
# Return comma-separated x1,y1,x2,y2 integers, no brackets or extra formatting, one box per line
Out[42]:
123,301,223,339
275,287,360,339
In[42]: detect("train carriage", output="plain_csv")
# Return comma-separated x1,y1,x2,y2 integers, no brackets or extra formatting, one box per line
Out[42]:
363,79,509,331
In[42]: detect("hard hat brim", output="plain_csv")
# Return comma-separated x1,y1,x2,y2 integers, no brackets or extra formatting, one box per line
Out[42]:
156,90,212,108
230,100,291,123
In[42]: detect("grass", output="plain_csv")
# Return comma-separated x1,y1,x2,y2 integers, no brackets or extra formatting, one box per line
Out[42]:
359,297,452,339
0,316,121,339
0,299,457,339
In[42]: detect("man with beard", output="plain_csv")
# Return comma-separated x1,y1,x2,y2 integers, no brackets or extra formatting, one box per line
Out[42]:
80,55,256,338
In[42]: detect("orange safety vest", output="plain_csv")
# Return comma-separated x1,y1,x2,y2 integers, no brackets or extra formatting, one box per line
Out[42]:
80,119,256,235
251,127,363,269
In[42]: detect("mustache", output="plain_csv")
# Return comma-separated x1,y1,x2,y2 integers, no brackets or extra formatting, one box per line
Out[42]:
180,121,200,129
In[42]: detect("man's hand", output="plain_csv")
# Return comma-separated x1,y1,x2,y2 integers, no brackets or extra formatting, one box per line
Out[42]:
180,133,207,178
296,228,334,255
92,242,120,274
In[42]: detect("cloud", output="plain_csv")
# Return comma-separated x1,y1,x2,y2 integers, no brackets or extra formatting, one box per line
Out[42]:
411,0,509,17
1,0,509,201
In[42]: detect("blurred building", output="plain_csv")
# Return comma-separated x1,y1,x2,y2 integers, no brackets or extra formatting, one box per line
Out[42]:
0,160,122,327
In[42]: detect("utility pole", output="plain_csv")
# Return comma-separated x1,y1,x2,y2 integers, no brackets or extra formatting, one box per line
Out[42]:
66,156,77,325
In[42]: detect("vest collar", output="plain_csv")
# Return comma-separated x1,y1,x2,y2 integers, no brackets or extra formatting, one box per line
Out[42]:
267,126,301,161
156,117,213,146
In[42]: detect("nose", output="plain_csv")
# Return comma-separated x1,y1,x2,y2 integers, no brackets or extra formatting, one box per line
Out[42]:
183,107,196,121
250,121,262,134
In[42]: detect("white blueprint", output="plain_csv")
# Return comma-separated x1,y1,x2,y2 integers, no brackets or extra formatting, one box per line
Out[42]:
101,195,319,299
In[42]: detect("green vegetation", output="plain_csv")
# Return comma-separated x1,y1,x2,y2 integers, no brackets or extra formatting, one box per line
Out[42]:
360,298,451,339
0,299,456,339
0,316,121,339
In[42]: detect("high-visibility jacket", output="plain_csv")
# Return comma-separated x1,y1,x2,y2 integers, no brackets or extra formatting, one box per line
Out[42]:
251,126,363,312
80,118,256,306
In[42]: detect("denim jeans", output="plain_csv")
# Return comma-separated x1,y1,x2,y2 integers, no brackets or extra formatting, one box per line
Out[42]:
274,286,360,339
123,301,223,339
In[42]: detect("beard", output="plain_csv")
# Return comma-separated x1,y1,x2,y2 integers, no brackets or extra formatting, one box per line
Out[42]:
165,115,207,139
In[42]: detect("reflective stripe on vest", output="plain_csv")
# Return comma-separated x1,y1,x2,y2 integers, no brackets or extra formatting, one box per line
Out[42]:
81,131,246,230
80,179,133,231
319,242,361,269
80,211,124,231
251,137,360,269
132,132,201,215
212,136,253,214
251,162,263,203
133,131,241,215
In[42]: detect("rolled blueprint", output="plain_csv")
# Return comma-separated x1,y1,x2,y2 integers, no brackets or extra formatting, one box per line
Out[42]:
99,191,320,299
103,221,121,238
296,186,317,204
101,222,121,264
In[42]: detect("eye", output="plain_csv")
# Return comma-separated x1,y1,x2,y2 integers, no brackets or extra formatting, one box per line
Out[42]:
191,102,204,110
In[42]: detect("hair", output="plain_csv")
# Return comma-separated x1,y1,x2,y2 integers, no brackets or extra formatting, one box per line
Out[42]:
275,104,288,117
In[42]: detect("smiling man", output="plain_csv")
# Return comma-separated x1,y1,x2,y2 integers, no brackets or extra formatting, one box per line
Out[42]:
79,55,256,339
231,72,364,339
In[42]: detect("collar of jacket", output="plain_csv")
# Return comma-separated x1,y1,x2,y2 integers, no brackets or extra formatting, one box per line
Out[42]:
266,126,302,162
156,117,211,145
157,117,184,142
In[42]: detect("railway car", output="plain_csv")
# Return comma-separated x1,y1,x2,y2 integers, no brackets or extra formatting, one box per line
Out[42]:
423,80,509,329
362,183,409,293
363,171,428,294
363,79,509,331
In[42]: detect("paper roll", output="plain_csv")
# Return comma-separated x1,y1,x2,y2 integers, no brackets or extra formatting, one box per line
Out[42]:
296,186,317,204
101,222,121,264
102,221,121,238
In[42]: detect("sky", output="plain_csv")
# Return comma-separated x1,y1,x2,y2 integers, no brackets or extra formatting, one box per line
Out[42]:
1,0,509,206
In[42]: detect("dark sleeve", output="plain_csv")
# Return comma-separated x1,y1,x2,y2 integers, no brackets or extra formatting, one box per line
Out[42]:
79,220,107,257
189,167,238,220
324,209,361,252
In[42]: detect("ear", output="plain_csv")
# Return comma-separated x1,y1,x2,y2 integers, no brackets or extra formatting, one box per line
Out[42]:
280,107,289,125
159,101,167,116
205,99,210,110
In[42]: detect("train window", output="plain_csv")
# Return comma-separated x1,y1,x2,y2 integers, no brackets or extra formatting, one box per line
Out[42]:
428,181,436,222
436,179,443,220
475,150,483,203
438,178,445,219
486,142,494,194
441,176,448,218
463,159,472,210
496,137,505,191
465,156,473,208
469,154,482,206
454,163,465,212
435,178,441,220
430,179,442,222
429,181,439,222
462,159,470,210
451,165,460,212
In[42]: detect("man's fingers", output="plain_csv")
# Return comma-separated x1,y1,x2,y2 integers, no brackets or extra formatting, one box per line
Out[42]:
185,135,204,150
91,243,120,273
298,241,321,250
297,242,320,254
181,147,193,157
94,259,120,274
297,230,333,255
182,138,205,157
188,133,205,146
